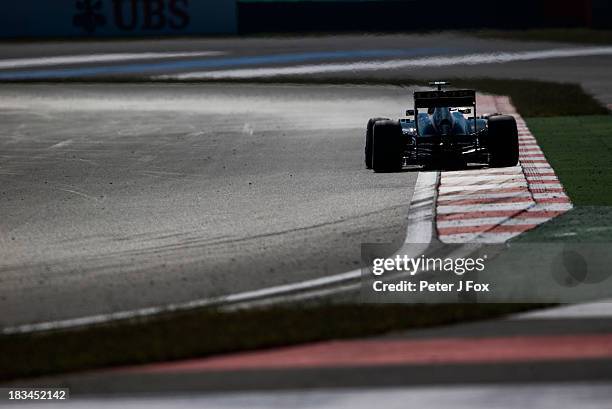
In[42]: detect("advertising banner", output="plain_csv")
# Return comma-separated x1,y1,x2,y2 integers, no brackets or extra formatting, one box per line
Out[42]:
0,0,237,38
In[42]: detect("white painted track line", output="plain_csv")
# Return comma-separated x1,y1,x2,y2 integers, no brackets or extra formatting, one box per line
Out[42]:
0,52,225,70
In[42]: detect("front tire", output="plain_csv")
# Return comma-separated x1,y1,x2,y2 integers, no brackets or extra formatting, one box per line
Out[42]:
487,115,519,168
372,120,403,173
365,117,388,169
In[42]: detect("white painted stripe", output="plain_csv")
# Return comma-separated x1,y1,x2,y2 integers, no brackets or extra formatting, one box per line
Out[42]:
523,167,555,172
440,232,524,243
0,51,226,70
532,192,568,199
529,203,573,211
438,191,532,201
529,183,564,190
438,202,533,214
525,176,560,181
443,167,523,175
442,166,523,175
158,47,612,79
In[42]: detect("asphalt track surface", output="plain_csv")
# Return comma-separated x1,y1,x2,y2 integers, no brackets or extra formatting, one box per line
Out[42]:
0,83,417,327
2,33,612,329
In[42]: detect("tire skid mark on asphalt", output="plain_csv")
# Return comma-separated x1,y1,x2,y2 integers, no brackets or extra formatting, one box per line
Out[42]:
436,95,572,243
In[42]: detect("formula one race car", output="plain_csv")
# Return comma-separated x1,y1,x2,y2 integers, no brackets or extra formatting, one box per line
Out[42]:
365,82,519,172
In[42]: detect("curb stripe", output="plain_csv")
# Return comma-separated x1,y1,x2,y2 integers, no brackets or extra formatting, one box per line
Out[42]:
124,334,612,373
438,224,537,235
436,95,572,243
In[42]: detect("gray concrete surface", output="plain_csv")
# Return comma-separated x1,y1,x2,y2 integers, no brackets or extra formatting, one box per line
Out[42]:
0,83,417,327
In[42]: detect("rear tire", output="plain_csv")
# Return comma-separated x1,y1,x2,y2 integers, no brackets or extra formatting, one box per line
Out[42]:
365,117,388,169
487,115,519,168
372,120,403,173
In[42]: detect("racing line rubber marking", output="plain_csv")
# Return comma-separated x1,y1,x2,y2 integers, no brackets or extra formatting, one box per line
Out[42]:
436,95,572,243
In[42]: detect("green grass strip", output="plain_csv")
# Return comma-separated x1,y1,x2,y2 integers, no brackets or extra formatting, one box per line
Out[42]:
515,115,612,242
526,115,612,206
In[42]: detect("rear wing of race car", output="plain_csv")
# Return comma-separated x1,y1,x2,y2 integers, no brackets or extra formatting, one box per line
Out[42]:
413,89,476,108
412,88,478,134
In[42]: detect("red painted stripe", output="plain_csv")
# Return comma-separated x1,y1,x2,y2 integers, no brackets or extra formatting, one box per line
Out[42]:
438,196,533,206
442,172,521,178
536,197,571,204
521,160,549,164
125,334,612,373
525,172,557,177
529,187,564,193
443,178,525,187
438,224,536,235
436,210,565,221
520,210,566,217
523,167,554,171
439,187,531,196
526,179,561,184
526,180,562,185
